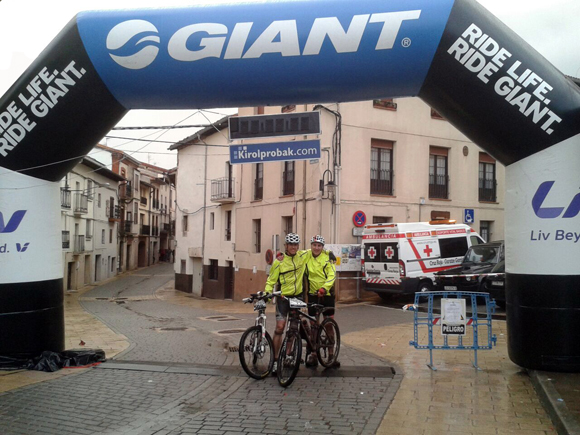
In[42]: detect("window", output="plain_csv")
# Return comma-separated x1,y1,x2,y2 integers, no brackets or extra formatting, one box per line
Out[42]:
254,163,263,200
439,237,468,259
111,258,115,272
429,147,448,199
253,219,261,253
134,203,138,223
210,212,215,230
370,139,393,195
479,153,497,202
373,99,397,110
127,211,132,222
480,221,493,242
105,200,110,217
282,161,294,196
134,173,139,191
86,180,94,199
282,216,293,238
86,219,92,240
97,193,101,208
109,229,113,243
183,215,188,232
373,216,392,224
180,260,186,274
225,211,232,241
209,259,219,280
101,229,105,244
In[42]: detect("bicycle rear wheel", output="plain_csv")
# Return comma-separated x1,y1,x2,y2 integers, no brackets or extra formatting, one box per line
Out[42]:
316,318,340,368
239,326,274,379
277,330,302,387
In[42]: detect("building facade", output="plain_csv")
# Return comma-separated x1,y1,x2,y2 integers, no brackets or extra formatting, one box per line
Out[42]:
172,98,505,300
93,144,176,273
60,157,124,290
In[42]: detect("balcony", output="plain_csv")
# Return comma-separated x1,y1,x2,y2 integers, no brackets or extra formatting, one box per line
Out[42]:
73,193,88,215
153,199,159,209
121,181,132,198
370,171,393,196
109,204,121,222
61,188,71,209
123,220,135,234
162,223,171,232
479,178,497,202
140,197,147,206
429,175,449,199
73,235,85,253
211,177,235,203
140,224,150,236
62,231,70,249
152,226,159,237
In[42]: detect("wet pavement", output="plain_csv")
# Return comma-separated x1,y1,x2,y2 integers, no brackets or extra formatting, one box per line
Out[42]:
0,263,579,434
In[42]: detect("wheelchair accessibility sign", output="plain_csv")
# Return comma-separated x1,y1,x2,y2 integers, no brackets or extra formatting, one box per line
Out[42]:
464,209,474,224
441,298,467,336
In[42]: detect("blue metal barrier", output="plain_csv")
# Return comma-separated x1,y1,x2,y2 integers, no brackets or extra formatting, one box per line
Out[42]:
408,291,497,370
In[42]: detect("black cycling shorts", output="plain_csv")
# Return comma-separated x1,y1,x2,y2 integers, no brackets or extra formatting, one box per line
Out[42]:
307,293,335,317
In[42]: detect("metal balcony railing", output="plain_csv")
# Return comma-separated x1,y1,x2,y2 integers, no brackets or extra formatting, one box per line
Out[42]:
370,170,393,195
163,223,171,232
140,197,147,205
73,193,88,214
152,226,159,237
62,231,70,249
109,204,120,221
121,181,132,198
61,188,71,209
124,221,133,234
73,235,85,253
429,175,448,199
211,177,235,202
479,178,497,202
140,224,150,236
254,178,263,200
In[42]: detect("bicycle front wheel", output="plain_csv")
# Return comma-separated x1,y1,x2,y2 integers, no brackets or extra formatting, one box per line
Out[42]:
316,318,340,368
277,330,302,388
239,326,274,380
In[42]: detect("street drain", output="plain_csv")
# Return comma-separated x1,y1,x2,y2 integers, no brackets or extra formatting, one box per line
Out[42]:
216,329,245,335
160,327,188,331
229,346,239,352
200,315,241,322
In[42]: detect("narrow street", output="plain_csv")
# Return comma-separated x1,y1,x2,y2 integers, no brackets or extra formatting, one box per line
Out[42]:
0,264,400,435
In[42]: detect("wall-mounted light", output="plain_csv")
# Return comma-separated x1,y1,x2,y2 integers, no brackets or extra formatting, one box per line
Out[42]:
320,169,336,199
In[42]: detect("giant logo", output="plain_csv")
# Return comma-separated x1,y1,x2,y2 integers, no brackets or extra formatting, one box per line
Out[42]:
107,11,421,69
0,210,26,233
532,181,580,219
107,20,160,70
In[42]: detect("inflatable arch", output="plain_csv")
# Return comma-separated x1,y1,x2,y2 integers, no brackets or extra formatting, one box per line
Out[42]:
0,0,579,371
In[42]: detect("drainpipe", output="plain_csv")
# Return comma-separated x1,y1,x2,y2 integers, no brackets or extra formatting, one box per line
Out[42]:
200,142,208,293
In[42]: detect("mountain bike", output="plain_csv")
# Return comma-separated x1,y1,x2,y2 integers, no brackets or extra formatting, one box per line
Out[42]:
238,291,279,379
277,297,340,387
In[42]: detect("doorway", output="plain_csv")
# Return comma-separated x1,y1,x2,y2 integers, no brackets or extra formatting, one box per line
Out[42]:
224,261,234,299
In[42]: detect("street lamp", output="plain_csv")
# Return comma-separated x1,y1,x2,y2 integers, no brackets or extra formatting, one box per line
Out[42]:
320,169,336,199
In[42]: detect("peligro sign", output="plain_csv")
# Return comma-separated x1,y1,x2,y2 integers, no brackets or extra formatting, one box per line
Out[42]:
106,11,422,70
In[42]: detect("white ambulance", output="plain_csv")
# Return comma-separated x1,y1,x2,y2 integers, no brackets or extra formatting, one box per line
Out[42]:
362,221,484,299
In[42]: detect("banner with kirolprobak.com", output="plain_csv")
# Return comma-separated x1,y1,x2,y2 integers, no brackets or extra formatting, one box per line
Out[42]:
230,139,320,164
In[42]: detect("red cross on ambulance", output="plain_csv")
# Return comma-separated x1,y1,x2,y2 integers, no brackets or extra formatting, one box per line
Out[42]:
367,246,377,259
385,246,395,259
423,244,433,257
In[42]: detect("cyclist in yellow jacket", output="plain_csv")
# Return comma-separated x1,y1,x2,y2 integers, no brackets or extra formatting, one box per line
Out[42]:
264,233,310,373
304,235,338,367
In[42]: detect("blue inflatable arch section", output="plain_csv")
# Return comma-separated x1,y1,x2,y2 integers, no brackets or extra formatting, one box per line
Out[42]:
1,0,579,371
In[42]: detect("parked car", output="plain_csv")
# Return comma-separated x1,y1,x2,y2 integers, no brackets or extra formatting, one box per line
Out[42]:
484,260,506,304
434,241,505,293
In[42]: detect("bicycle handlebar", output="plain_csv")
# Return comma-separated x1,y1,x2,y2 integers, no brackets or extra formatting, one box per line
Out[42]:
243,290,281,304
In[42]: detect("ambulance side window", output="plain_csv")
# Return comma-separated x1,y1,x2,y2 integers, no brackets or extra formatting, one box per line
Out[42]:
470,235,484,246
439,237,468,258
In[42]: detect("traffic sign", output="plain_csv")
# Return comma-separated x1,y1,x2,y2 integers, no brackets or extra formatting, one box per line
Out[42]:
464,209,474,224
353,210,366,227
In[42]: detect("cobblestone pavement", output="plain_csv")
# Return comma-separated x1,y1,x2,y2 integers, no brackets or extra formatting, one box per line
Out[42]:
0,264,401,434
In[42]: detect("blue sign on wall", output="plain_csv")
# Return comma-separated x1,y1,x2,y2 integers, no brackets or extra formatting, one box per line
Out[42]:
464,208,474,224
230,140,320,164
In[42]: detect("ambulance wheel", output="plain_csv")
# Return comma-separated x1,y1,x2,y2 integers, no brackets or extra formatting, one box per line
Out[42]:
417,280,433,293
